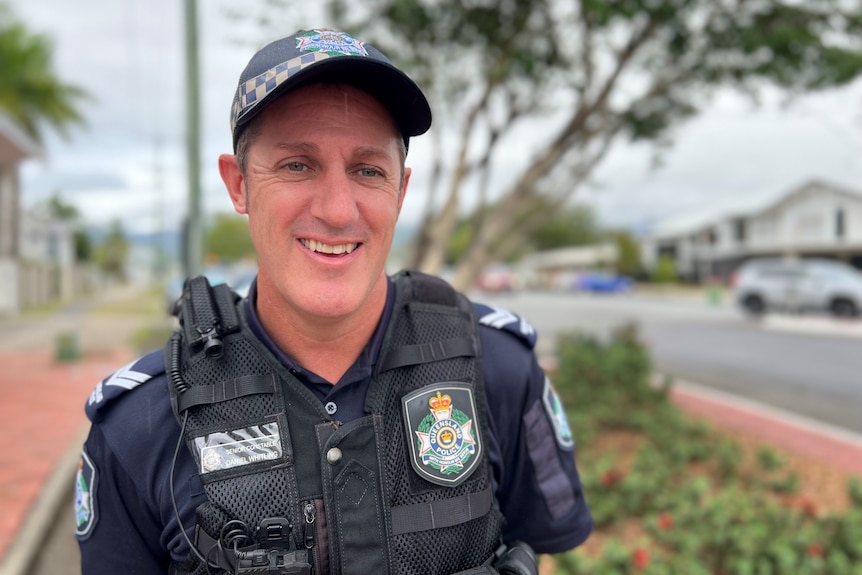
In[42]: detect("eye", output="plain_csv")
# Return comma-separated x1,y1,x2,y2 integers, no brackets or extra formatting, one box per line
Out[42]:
357,166,383,178
284,161,306,172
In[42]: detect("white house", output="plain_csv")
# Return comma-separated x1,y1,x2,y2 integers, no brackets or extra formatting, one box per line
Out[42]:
0,114,42,314
517,242,619,289
0,113,85,314
641,180,862,283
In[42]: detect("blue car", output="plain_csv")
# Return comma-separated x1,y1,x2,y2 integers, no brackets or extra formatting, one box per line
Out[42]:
575,272,633,293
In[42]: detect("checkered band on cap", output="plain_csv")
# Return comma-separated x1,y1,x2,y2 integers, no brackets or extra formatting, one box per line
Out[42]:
231,51,332,133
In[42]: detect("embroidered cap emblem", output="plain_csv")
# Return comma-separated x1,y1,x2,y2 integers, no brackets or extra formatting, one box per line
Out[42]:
402,383,482,486
296,29,368,57
74,450,98,540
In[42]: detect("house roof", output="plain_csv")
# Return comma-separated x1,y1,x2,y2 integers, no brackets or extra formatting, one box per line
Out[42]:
647,179,862,239
0,113,42,168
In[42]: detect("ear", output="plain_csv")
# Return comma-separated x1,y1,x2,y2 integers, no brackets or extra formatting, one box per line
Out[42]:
219,154,248,214
398,167,411,215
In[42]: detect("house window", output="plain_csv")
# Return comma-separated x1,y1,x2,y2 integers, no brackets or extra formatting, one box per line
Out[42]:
836,208,845,239
658,243,677,258
734,219,747,243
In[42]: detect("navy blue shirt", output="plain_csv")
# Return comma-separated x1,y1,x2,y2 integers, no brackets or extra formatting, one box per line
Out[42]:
76,278,592,573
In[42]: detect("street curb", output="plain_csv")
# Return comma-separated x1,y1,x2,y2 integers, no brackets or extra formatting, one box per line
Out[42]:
668,377,862,476
0,423,89,575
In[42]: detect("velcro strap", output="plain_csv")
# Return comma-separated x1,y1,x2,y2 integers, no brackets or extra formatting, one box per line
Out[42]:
378,337,476,372
176,373,277,412
390,487,492,535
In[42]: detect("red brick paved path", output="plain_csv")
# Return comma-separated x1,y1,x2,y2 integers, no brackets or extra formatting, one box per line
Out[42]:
0,349,132,559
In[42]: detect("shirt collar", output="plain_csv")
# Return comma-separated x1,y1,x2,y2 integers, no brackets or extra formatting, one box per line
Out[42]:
243,276,395,386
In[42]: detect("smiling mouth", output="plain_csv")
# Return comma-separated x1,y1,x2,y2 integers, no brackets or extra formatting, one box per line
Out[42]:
300,239,360,255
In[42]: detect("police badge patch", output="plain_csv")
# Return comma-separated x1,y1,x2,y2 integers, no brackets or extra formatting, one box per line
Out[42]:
402,383,483,487
74,449,98,540
542,377,575,450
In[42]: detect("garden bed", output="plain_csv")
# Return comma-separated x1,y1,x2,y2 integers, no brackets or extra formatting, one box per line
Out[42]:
545,325,862,574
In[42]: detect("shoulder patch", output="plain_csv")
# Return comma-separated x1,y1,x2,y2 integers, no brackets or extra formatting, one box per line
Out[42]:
85,351,163,420
475,303,537,349
74,448,98,540
542,377,574,450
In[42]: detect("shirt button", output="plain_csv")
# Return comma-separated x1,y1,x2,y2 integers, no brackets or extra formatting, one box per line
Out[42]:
324,401,337,415
326,447,342,465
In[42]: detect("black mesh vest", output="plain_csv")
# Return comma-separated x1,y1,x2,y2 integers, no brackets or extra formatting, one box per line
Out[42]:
168,271,504,575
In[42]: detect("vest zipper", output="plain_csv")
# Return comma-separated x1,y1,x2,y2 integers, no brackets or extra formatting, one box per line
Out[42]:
303,502,316,549
303,499,329,574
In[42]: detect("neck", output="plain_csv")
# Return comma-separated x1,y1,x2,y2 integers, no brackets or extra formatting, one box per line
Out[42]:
255,278,388,384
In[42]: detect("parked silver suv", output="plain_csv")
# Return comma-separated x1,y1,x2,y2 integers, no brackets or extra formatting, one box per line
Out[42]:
732,257,862,317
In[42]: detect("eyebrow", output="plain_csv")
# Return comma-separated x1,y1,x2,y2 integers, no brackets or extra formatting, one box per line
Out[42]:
275,142,395,164
275,141,319,154
352,146,396,163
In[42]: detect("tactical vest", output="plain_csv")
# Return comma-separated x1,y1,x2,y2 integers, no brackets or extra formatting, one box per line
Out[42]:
167,271,504,575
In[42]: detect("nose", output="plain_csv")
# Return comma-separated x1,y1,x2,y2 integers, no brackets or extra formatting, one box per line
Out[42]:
309,170,359,228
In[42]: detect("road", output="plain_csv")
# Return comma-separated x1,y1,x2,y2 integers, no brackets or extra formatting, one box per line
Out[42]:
476,289,862,433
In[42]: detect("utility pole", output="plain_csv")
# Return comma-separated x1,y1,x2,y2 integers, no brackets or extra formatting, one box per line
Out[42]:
184,0,202,278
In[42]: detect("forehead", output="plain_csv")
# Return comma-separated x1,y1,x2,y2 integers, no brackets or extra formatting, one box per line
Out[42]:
255,83,400,143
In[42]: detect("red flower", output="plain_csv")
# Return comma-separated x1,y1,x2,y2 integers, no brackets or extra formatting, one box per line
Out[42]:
798,496,818,519
633,547,650,569
600,469,625,487
807,543,823,558
657,513,673,530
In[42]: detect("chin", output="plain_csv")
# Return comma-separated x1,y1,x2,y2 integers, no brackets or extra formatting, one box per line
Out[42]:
296,283,368,318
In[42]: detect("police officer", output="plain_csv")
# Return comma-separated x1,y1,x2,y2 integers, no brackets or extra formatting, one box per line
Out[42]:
75,28,592,575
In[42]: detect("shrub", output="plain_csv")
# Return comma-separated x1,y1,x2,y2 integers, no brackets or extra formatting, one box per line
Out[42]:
551,324,862,574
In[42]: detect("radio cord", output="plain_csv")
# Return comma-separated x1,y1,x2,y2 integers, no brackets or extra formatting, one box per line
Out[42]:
170,410,221,573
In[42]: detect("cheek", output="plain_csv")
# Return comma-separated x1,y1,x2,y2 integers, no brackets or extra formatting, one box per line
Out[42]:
246,209,281,250
360,193,401,224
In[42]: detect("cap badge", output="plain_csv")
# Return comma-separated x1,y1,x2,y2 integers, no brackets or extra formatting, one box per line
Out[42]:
296,29,368,57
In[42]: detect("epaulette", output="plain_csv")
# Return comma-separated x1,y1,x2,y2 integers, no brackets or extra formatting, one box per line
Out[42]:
474,302,537,349
85,350,165,421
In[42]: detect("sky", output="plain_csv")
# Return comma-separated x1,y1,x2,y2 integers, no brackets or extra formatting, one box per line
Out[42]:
7,0,862,241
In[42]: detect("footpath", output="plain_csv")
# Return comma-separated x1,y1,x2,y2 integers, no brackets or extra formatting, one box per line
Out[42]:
0,284,170,575
0,287,861,575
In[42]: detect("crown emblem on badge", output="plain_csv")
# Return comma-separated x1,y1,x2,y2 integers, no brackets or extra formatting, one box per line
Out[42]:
428,391,452,413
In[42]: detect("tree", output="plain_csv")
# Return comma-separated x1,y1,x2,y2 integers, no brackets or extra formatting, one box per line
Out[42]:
652,254,678,283
445,201,601,265
94,220,130,282
248,0,862,290
42,193,92,262
612,231,643,278
529,203,604,253
0,3,87,142
204,213,256,264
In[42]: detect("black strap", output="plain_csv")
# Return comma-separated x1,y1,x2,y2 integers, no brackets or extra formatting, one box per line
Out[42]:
378,337,476,372
390,487,493,535
192,526,236,573
176,373,277,413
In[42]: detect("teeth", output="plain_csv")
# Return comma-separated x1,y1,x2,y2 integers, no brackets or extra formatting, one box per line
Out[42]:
301,239,358,254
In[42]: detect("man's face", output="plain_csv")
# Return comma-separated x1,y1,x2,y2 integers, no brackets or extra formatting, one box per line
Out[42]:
220,83,410,322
